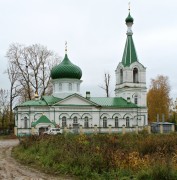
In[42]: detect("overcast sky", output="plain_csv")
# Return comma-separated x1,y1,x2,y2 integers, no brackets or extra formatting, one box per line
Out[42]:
0,0,177,98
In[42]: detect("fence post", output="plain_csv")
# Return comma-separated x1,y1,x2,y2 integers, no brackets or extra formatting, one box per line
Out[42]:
14,126,17,136
171,124,175,132
148,125,151,134
64,126,67,134
122,125,126,135
94,125,98,135
108,125,112,135
135,125,139,134
31,127,34,135
160,124,163,134
79,125,83,135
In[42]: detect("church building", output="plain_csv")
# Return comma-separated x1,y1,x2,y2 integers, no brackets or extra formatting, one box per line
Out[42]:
14,11,148,136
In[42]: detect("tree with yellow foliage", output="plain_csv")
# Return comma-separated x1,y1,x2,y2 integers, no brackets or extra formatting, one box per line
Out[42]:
147,75,171,122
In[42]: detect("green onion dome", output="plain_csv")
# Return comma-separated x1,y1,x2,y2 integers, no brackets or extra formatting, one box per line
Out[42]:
125,12,134,23
51,54,82,79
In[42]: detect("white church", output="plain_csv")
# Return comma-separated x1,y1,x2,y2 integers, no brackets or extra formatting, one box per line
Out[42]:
14,11,148,136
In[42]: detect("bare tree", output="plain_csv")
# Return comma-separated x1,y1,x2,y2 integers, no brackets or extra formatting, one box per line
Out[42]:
5,62,20,126
0,89,10,133
6,43,61,102
99,73,111,97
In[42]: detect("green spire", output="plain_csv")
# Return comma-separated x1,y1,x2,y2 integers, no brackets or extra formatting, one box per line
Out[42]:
122,12,138,67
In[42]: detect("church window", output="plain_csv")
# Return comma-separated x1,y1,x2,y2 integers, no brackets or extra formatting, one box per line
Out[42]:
77,84,80,91
126,117,130,127
120,69,123,83
62,116,67,127
103,117,107,128
134,95,138,105
84,116,89,128
133,68,138,83
24,117,28,128
54,83,56,91
59,83,62,91
73,116,78,124
69,83,72,91
115,117,119,127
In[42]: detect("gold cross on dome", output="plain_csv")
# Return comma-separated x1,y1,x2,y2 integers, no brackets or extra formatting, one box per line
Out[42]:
128,2,131,11
65,41,67,54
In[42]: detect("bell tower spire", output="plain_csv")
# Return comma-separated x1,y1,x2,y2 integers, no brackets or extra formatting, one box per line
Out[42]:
122,9,138,67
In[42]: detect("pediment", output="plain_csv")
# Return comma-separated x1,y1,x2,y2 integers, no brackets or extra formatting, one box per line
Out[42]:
54,94,98,106
130,61,146,70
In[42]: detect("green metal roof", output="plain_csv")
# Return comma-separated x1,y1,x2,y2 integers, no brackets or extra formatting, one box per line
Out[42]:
41,96,62,105
125,12,134,23
19,100,48,106
90,97,137,108
122,35,138,67
16,95,137,108
31,115,56,127
50,54,82,79
16,96,61,107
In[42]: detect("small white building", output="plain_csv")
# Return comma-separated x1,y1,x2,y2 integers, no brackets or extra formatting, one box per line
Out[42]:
14,11,148,136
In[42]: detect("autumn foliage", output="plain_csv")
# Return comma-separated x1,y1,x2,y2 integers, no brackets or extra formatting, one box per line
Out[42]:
147,75,171,122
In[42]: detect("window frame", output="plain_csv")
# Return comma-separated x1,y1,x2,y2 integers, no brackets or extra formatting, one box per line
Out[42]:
120,69,123,84
73,116,78,124
24,117,28,128
84,116,89,128
62,116,67,127
115,117,119,128
133,68,138,83
59,83,62,91
103,117,107,128
126,117,130,127
68,83,72,91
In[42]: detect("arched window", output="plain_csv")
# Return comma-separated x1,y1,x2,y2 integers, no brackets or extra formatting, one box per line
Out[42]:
115,117,119,127
103,117,107,128
77,84,80,91
120,69,123,84
73,116,78,124
69,83,72,91
84,116,89,128
24,117,28,128
62,116,67,127
126,117,130,127
134,95,138,105
133,68,138,83
59,83,62,91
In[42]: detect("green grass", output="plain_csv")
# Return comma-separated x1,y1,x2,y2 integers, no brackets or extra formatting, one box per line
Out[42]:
12,133,177,179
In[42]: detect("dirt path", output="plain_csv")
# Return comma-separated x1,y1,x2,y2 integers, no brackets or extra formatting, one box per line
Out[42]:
0,139,72,180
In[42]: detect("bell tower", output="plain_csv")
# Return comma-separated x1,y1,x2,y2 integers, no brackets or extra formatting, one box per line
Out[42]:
115,10,147,107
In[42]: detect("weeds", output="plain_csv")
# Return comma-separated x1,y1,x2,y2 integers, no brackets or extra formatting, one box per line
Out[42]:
12,133,177,179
